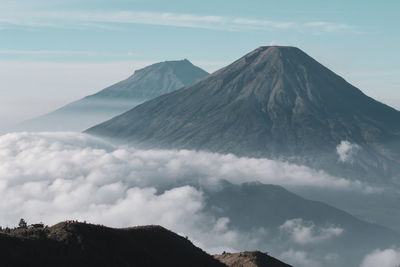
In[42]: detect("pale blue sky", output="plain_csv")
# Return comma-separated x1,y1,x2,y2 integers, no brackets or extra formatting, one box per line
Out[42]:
0,0,399,129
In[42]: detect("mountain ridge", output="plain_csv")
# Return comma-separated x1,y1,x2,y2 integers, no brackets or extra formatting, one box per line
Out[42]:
0,222,225,267
214,251,292,267
0,221,293,267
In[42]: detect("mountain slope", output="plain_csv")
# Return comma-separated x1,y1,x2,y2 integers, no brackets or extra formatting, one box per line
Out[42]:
14,59,208,132
204,181,400,267
86,46,400,183
215,251,292,267
0,222,225,267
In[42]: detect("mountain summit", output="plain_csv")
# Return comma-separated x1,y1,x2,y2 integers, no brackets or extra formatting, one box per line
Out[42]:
13,59,208,132
90,59,208,100
86,46,400,183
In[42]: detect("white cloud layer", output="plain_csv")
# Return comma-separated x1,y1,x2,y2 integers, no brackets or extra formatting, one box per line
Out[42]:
336,140,360,162
0,131,335,254
0,132,375,192
0,132,375,256
360,248,400,267
279,218,343,245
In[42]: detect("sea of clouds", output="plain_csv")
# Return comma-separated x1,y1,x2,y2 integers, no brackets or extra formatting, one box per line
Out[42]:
0,132,393,266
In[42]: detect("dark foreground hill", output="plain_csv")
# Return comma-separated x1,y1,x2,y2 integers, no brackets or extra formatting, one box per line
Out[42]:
0,222,225,267
13,59,208,132
86,46,400,184
215,251,292,267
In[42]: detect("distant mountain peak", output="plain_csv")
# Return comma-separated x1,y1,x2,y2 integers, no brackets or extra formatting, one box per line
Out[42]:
11,60,208,132
246,45,301,56
241,46,306,63
117,58,208,97
133,58,197,74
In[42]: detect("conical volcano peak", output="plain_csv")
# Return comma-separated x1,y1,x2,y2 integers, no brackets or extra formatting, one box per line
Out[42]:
238,45,319,72
122,58,208,92
162,58,195,67
201,45,339,106
132,59,199,75
211,45,315,80
249,45,302,55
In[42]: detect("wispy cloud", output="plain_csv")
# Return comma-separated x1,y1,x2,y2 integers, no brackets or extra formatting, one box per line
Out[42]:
0,9,355,33
0,50,105,56
280,218,344,245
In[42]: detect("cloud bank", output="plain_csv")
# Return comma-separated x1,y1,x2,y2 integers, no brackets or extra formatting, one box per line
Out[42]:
0,132,373,192
0,131,339,254
0,132,378,260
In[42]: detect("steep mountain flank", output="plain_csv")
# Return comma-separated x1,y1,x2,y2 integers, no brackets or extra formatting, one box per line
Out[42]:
215,251,292,267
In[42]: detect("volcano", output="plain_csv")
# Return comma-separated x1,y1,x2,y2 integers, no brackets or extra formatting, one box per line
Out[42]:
86,46,400,183
14,59,208,132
